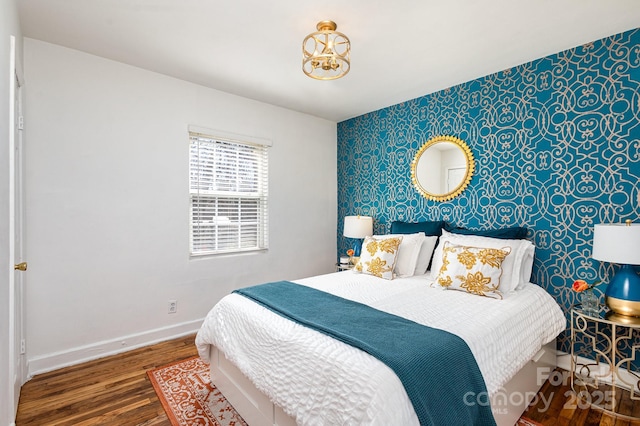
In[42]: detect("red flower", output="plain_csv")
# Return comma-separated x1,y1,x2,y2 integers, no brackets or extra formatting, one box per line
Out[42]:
346,249,354,257
572,279,590,292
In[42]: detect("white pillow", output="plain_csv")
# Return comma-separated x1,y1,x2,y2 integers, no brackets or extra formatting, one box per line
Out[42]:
414,235,439,275
375,233,424,277
430,230,535,292
517,247,535,289
354,235,403,280
435,242,511,299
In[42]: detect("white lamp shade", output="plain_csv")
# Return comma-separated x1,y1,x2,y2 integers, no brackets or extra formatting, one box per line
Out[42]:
592,223,640,265
343,216,373,239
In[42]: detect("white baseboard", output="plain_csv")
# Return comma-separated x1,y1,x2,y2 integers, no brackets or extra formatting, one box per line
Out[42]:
27,318,203,378
556,350,572,371
557,350,640,391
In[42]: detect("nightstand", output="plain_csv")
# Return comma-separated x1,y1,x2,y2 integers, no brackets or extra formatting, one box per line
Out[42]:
335,263,354,272
570,305,640,420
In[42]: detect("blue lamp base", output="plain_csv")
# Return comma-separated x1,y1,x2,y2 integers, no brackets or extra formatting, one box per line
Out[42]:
605,264,640,317
351,239,364,257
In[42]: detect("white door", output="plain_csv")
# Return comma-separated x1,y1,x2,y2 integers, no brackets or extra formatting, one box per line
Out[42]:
446,167,467,192
9,34,26,418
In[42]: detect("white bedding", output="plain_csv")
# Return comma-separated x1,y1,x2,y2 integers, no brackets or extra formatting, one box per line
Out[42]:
196,271,565,425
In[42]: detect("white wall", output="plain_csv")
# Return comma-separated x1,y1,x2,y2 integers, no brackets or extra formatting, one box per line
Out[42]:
23,38,337,375
1,1,22,424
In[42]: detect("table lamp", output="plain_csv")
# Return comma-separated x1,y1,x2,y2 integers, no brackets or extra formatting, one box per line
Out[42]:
343,215,373,258
592,220,640,317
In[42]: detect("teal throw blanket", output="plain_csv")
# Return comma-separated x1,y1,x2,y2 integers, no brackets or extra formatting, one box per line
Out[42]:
234,281,496,426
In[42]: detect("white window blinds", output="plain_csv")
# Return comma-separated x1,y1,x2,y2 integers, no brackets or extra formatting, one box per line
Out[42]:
189,131,269,256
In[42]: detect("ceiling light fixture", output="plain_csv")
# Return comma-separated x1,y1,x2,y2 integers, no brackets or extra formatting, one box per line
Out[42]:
302,20,350,80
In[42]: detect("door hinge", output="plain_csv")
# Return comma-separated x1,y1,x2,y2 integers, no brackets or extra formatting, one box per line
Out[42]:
18,116,24,130
20,339,25,354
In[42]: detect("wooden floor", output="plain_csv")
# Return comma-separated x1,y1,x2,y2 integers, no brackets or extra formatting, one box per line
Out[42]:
14,334,640,425
15,334,197,426
522,375,640,426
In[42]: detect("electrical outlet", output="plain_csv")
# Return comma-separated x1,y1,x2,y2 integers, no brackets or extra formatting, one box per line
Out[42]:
168,300,177,314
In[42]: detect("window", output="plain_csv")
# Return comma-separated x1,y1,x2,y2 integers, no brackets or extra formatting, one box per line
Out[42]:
189,129,269,256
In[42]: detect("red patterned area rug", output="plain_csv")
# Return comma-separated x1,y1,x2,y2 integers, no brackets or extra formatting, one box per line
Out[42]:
147,356,247,426
149,355,544,426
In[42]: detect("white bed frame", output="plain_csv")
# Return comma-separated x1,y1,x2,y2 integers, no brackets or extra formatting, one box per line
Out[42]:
205,341,557,426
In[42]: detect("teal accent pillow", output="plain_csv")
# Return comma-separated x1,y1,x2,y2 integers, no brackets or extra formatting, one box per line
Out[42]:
444,223,528,239
390,220,445,236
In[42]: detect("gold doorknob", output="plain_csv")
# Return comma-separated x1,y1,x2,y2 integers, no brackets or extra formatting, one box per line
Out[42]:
14,262,27,271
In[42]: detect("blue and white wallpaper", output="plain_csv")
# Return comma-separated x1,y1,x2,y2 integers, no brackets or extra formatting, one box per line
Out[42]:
337,29,640,352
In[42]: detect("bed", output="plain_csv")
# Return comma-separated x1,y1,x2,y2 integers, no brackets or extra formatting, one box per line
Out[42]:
195,230,566,426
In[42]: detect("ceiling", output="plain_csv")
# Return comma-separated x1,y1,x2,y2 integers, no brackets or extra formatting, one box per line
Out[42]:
17,0,640,122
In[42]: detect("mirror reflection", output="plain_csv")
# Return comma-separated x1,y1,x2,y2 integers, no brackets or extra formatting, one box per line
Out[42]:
411,135,474,202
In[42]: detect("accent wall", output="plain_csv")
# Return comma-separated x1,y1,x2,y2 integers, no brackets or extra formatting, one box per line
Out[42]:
337,28,640,352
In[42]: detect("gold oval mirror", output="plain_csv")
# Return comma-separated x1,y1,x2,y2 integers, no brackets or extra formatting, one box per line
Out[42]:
411,135,475,202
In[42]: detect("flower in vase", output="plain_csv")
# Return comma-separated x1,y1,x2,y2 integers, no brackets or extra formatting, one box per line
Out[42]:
572,278,603,315
571,279,602,293
346,249,355,264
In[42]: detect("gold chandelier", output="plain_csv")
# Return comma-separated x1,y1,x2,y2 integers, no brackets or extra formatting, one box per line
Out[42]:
302,20,350,80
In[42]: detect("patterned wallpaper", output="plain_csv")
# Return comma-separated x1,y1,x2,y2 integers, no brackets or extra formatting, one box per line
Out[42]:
337,29,640,353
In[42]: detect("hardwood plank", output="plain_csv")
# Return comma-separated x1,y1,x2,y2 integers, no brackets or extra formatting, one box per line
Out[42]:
522,369,640,426
16,334,196,425
17,337,640,425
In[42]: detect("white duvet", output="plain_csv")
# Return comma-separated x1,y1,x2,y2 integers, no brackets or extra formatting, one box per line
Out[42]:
195,272,565,425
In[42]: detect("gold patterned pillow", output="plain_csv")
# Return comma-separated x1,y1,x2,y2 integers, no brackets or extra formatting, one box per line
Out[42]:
435,242,511,299
354,236,403,280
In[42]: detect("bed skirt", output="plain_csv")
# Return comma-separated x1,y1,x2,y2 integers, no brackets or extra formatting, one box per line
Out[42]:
204,341,557,426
